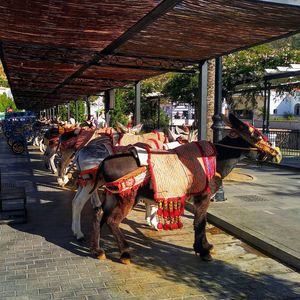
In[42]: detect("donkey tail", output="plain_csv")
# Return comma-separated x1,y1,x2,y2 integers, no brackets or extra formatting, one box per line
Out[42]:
89,163,104,194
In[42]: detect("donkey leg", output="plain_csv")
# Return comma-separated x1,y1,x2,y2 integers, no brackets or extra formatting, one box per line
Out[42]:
90,191,107,259
90,207,106,260
105,192,137,264
149,204,159,231
72,186,90,240
144,199,151,226
193,194,213,261
49,154,57,174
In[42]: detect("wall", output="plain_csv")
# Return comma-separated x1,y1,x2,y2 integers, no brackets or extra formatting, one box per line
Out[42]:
253,119,300,130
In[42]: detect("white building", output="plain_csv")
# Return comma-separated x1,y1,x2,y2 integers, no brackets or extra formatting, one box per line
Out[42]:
0,87,13,98
270,90,300,117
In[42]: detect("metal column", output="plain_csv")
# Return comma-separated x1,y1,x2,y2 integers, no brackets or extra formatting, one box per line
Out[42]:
75,101,79,123
67,102,70,122
157,97,161,129
266,83,271,133
212,56,226,201
197,61,208,141
104,90,110,126
86,97,91,119
262,81,267,133
135,81,141,125
212,56,223,143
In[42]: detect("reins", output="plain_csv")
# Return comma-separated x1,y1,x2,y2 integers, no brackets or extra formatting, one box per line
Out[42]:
214,143,259,151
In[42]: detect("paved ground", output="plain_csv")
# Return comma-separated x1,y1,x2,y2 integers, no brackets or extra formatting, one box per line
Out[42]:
280,156,300,169
208,162,300,270
1,136,300,299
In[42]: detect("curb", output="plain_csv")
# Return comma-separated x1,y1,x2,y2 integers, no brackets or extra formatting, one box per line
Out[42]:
266,162,300,172
185,201,300,271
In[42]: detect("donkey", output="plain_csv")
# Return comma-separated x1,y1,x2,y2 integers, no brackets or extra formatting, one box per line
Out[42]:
56,123,144,187
89,114,282,264
70,126,178,241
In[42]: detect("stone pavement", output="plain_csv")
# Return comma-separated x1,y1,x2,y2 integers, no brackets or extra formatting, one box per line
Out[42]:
208,162,300,271
0,136,300,299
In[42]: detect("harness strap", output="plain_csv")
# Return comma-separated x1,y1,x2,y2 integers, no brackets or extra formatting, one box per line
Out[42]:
105,166,150,194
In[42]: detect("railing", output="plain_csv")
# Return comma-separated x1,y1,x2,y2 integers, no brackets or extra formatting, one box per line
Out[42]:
270,130,300,157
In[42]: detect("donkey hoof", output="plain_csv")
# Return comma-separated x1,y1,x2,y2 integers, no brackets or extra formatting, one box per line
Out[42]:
120,252,131,265
91,248,106,260
97,253,106,260
76,236,85,242
201,253,213,261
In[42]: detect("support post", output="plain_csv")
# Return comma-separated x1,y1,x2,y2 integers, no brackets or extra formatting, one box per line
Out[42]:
197,61,208,140
67,102,70,122
262,80,267,133
266,82,271,133
75,101,79,123
86,96,91,119
212,56,226,201
157,97,161,129
212,57,223,143
104,90,110,126
135,81,141,125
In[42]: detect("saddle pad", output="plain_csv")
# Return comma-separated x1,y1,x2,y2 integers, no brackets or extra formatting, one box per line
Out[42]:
74,128,96,151
149,141,216,201
148,141,216,230
118,132,165,150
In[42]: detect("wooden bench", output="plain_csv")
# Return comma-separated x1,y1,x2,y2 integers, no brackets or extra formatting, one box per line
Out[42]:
0,169,27,224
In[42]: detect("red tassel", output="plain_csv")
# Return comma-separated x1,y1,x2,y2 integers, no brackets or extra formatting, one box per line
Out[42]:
157,223,163,230
163,223,170,230
157,208,163,216
163,210,169,218
171,223,178,230
177,221,183,229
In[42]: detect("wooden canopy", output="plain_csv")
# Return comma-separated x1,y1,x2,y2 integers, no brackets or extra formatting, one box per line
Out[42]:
0,0,300,110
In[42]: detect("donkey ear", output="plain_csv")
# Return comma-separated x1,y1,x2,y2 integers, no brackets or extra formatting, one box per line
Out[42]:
192,129,198,140
175,126,185,135
228,113,248,131
131,123,143,134
115,122,128,133
166,128,180,142
221,114,232,128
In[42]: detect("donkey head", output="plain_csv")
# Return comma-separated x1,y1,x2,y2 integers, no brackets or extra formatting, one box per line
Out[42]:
224,113,282,164
177,126,198,143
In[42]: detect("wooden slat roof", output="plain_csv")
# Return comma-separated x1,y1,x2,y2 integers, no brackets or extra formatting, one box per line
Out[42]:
0,0,300,110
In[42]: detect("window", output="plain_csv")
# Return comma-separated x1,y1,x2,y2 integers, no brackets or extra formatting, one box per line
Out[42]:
294,104,300,116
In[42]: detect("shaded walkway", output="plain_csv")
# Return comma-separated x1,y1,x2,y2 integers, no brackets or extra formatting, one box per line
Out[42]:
0,137,300,299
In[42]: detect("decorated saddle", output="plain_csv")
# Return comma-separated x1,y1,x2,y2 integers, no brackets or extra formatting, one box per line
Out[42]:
104,141,216,230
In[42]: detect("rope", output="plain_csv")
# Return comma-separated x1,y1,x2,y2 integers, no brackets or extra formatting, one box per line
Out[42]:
214,143,259,151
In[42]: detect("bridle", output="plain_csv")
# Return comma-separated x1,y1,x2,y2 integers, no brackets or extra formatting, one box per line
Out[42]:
215,143,271,162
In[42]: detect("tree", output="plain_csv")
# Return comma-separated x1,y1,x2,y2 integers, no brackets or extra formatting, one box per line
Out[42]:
223,44,300,108
0,93,18,112
0,62,9,88
110,74,173,129
58,100,86,122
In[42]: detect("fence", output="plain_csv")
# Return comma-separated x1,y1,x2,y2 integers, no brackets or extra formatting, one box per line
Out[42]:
270,130,300,157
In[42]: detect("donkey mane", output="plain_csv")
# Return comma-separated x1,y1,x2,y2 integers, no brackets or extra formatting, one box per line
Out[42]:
59,129,78,142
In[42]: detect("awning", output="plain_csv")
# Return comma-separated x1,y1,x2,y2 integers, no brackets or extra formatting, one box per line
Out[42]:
0,0,300,110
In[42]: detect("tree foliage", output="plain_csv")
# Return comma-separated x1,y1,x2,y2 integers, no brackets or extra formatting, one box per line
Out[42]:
0,93,18,112
57,100,86,122
110,74,173,129
163,41,300,110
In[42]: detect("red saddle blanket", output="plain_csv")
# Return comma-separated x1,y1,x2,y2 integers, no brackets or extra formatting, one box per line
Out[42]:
148,141,216,230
